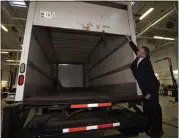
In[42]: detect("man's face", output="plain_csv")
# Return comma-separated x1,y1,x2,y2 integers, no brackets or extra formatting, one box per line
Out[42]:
137,48,146,58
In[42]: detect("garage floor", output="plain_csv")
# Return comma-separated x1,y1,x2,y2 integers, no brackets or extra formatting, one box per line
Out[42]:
1,96,178,138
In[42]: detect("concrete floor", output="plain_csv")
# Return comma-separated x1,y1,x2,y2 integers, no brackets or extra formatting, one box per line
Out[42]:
160,96,178,127
136,124,178,138
1,96,178,138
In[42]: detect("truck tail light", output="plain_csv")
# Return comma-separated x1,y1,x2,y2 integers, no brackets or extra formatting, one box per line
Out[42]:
18,75,24,85
20,63,25,73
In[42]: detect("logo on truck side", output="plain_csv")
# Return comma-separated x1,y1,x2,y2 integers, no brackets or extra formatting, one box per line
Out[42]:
40,11,55,19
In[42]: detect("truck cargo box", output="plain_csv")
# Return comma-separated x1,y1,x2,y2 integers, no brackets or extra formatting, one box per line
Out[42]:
15,1,142,105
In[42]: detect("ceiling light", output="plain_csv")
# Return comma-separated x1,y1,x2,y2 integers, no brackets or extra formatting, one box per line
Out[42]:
155,73,159,77
2,80,8,83
154,36,175,40
1,80,8,87
173,70,178,75
164,37,175,40
6,60,20,62
1,51,9,54
139,8,154,20
154,36,164,39
151,9,174,27
1,25,8,32
4,63,20,66
6,60,15,62
8,0,26,7
137,8,174,37
59,64,68,66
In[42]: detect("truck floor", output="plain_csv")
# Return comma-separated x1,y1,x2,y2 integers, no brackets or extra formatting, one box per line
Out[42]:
23,90,142,106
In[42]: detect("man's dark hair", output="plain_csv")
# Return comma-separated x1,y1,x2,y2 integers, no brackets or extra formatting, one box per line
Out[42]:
142,46,150,55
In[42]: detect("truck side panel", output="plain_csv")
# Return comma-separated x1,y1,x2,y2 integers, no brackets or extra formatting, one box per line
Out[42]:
91,69,135,85
28,34,53,78
23,33,55,98
127,4,142,95
15,2,36,101
88,36,137,95
90,38,134,78
32,27,57,63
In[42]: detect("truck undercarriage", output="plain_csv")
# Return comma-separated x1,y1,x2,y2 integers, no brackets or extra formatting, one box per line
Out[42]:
2,103,147,138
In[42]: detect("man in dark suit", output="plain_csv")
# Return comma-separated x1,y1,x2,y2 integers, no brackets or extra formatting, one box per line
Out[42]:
126,37,163,138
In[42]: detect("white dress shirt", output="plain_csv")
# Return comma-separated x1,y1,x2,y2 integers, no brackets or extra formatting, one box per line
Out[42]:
137,58,144,68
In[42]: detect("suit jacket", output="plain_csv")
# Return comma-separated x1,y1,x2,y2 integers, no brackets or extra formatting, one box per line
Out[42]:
129,41,160,96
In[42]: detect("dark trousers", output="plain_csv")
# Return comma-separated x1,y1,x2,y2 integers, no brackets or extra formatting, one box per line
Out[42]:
143,92,163,137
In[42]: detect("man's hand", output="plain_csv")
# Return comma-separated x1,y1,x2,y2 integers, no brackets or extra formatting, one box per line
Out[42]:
145,94,151,99
125,35,131,42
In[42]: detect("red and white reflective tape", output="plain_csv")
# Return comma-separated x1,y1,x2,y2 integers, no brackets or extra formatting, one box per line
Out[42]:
70,102,112,108
62,122,120,133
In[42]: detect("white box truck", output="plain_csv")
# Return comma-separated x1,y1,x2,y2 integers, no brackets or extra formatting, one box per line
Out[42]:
2,2,147,138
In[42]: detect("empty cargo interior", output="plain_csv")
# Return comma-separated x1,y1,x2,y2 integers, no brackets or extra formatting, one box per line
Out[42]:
24,26,138,104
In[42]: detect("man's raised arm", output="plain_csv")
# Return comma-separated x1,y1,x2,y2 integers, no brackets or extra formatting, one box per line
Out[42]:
125,36,139,55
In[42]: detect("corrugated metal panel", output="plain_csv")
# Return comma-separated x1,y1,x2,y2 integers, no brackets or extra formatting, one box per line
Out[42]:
50,28,101,63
